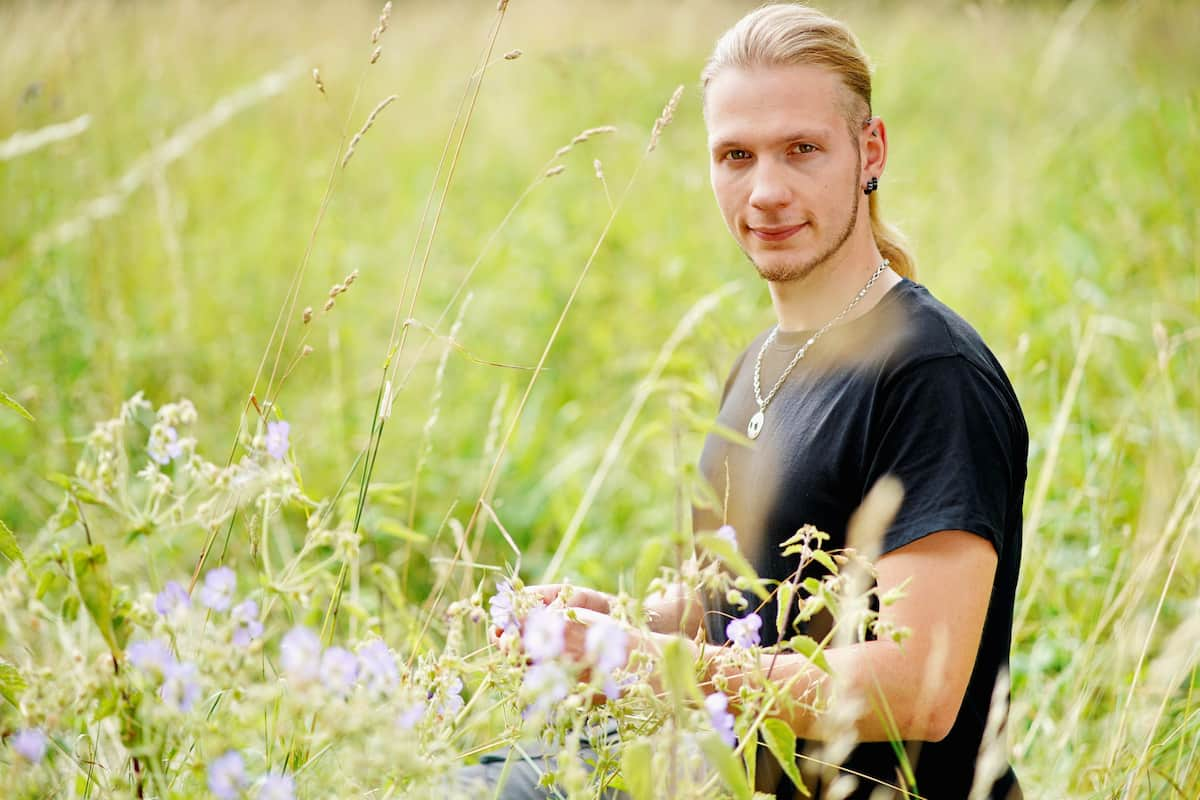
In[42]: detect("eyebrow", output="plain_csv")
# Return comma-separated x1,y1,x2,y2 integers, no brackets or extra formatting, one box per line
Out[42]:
709,129,833,153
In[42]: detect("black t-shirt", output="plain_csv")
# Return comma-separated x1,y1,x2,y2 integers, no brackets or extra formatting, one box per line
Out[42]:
694,278,1027,800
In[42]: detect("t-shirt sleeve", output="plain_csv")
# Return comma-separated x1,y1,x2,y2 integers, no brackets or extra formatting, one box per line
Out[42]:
864,355,1021,557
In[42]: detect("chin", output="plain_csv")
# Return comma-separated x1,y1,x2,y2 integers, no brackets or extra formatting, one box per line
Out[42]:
752,253,820,284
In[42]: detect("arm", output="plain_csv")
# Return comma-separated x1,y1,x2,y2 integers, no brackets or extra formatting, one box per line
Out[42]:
697,529,997,742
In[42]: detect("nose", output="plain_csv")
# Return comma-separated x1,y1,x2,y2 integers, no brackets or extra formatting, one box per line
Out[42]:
748,159,792,210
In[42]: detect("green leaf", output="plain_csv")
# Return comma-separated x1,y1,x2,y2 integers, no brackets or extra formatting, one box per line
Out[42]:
742,722,759,787
761,718,810,797
633,537,666,598
73,544,121,657
375,519,427,543
810,550,837,574
661,637,703,710
0,389,34,422
696,533,768,601
775,580,795,639
0,519,25,566
697,732,752,800
0,659,27,706
619,737,655,800
46,472,74,491
61,593,80,622
784,635,831,675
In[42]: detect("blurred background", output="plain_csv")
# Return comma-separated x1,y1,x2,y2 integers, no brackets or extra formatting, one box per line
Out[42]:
2,1,1198,795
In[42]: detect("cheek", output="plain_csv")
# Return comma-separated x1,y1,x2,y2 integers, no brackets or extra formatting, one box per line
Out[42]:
710,175,741,221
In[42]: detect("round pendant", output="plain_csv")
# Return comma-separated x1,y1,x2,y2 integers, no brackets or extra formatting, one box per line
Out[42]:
747,410,765,440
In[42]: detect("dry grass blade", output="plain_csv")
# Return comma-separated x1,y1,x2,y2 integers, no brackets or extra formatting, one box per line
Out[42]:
0,113,91,161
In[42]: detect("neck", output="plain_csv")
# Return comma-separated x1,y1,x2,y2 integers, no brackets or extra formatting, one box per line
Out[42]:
767,238,901,332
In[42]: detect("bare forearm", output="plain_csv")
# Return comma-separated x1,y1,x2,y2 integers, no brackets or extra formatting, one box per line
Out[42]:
693,639,951,742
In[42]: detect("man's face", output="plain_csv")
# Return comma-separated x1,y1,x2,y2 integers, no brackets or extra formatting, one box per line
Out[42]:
706,64,865,283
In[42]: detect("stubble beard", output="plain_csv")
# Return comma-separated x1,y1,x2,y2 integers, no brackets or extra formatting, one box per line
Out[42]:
747,174,861,285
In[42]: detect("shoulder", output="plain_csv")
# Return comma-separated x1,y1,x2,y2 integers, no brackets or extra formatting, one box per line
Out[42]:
885,283,1022,406
870,282,1029,450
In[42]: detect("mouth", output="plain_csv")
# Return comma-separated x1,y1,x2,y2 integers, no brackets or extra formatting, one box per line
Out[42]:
748,223,807,242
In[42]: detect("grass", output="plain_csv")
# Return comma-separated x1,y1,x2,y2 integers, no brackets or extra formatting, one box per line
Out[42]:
1,0,1198,796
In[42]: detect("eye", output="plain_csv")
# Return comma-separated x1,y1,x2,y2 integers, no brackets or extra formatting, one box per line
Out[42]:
723,149,752,161
790,143,818,155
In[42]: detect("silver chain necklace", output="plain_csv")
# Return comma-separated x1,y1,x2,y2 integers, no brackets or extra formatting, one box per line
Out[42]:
747,259,890,440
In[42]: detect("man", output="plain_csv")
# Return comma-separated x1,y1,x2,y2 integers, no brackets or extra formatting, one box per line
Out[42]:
472,4,1027,798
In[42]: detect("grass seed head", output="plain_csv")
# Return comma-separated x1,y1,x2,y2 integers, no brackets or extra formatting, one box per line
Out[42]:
370,46,382,65
302,306,313,324
323,298,335,312
593,159,604,180
341,95,399,168
545,165,566,178
312,68,325,95
648,85,685,153
504,49,523,61
301,345,314,357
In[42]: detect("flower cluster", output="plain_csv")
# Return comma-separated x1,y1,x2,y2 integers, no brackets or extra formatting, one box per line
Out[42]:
278,626,408,707
127,637,201,712
1,385,887,799
207,750,296,800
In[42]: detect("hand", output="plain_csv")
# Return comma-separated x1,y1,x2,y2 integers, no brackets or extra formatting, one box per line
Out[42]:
524,583,615,616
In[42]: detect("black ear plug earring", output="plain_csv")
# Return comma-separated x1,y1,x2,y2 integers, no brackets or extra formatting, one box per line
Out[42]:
863,176,879,195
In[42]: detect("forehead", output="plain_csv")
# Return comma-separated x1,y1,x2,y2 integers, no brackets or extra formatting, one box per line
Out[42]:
705,64,849,147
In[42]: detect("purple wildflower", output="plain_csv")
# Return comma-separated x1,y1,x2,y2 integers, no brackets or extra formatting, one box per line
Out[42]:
280,626,322,685
726,612,762,649
397,699,427,730
154,581,191,617
265,420,290,461
128,638,175,679
522,661,569,715
705,692,737,746
585,618,628,673
716,524,737,546
258,773,295,800
522,606,565,663
489,579,519,635
320,647,359,697
11,728,48,763
160,661,201,712
208,750,248,800
231,600,263,647
437,675,465,717
199,566,237,612
357,640,399,698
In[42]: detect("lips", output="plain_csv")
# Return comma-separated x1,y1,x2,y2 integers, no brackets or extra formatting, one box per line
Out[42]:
748,223,807,242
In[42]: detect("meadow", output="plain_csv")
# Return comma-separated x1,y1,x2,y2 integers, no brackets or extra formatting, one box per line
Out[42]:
1,0,1198,797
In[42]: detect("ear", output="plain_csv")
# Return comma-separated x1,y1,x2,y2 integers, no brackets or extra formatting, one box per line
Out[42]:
861,116,888,186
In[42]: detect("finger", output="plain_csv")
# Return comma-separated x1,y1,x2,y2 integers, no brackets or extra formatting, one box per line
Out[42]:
524,584,562,606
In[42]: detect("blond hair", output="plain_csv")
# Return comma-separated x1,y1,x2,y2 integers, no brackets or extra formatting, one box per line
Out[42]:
701,3,916,279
